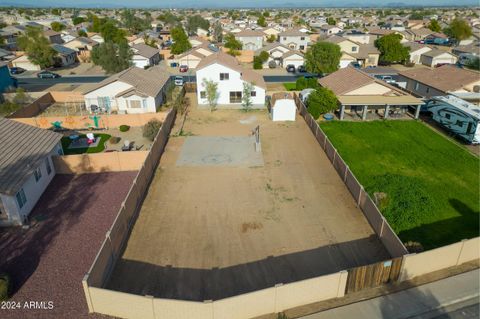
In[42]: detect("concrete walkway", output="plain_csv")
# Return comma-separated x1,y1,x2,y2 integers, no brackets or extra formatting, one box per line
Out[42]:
302,269,480,319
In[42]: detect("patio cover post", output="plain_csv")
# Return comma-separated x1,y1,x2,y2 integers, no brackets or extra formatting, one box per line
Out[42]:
384,104,390,119
362,105,368,120
415,104,421,119
339,104,345,120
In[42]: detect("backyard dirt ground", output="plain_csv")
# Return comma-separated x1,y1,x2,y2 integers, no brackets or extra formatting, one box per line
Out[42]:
107,94,390,301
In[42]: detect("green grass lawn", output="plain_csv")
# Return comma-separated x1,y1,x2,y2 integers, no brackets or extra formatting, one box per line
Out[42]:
61,133,111,155
283,83,297,91
320,120,479,250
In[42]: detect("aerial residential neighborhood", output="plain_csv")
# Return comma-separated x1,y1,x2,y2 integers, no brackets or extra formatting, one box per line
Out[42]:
0,2,479,319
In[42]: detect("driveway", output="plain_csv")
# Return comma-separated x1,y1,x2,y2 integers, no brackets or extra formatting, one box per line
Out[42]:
0,172,136,319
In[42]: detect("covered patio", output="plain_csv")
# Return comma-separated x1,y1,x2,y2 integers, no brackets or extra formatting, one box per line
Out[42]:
337,95,424,121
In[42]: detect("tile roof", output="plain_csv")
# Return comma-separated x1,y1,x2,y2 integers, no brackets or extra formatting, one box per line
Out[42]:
0,118,62,195
398,65,480,93
279,28,305,36
84,66,170,98
235,29,264,37
132,43,159,59
318,67,376,95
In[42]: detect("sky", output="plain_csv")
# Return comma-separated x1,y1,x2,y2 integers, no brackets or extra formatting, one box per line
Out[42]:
0,0,478,7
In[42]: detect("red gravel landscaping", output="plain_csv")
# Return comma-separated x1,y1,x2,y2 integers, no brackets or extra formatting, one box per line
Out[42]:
0,172,137,319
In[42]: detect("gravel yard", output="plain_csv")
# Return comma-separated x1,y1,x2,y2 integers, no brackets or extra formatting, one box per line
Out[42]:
0,172,136,319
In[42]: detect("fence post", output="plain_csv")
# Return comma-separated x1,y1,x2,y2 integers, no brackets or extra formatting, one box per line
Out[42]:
332,149,337,164
146,295,155,319
274,283,283,313
398,253,416,282
379,217,385,237
455,239,467,266
344,165,349,182
337,270,349,297
357,186,364,206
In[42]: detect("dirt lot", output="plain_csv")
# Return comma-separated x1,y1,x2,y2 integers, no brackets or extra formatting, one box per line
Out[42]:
107,96,390,301
0,172,136,319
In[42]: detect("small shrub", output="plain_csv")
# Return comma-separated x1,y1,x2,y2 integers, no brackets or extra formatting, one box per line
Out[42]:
143,119,162,141
0,273,11,301
119,125,130,132
109,136,121,144
296,76,319,90
253,56,263,69
307,87,338,120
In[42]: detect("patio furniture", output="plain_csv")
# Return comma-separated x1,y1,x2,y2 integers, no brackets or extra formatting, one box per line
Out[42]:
86,133,95,145
122,140,131,151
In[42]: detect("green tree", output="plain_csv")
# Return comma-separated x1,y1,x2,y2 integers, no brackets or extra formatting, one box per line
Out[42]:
213,22,223,43
428,19,441,32
266,34,276,43
307,87,338,120
50,21,66,32
143,119,162,141
100,20,126,44
327,17,336,25
257,15,267,27
263,11,270,17
242,82,254,112
254,52,269,70
295,77,319,90
305,42,341,74
444,18,472,42
73,16,86,25
122,9,151,33
201,78,219,112
186,15,210,34
374,33,410,64
17,27,57,69
466,57,480,71
170,26,191,54
224,33,242,55
78,29,87,37
51,8,61,15
91,41,132,74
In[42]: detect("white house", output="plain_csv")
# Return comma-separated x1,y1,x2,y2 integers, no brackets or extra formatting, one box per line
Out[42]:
175,44,217,69
279,29,309,51
404,42,433,64
282,51,305,69
0,118,63,226
52,44,77,67
271,92,296,121
84,66,170,114
255,42,298,68
131,43,161,69
10,54,41,71
234,29,264,51
420,49,457,67
196,52,266,108
319,25,343,36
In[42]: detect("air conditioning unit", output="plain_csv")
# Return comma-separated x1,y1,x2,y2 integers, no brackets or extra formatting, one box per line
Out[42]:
473,85,480,93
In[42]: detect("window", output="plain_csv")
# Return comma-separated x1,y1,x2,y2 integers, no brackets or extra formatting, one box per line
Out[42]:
426,87,430,94
300,37,305,40
200,91,206,99
414,82,420,91
16,189,27,209
299,45,305,50
229,91,242,103
251,91,256,97
283,37,287,40
142,99,147,108
445,113,451,120
46,158,52,175
456,120,464,127
129,100,141,108
352,46,357,52
220,73,229,81
34,167,42,182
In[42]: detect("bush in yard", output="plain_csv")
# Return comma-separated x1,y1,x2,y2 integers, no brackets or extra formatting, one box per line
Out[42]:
306,87,338,120
119,124,130,132
0,273,11,301
109,136,121,144
295,76,319,91
253,56,263,69
143,119,162,141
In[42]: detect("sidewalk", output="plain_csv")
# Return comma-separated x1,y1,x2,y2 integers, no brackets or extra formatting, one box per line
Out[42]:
302,269,479,319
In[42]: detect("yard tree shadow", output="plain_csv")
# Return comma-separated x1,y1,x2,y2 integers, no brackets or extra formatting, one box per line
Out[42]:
398,199,480,251
106,235,391,301
0,153,114,295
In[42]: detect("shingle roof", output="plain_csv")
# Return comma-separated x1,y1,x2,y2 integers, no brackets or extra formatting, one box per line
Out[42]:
235,29,264,37
279,28,305,36
319,67,375,95
84,66,170,98
398,65,480,93
132,43,159,59
0,118,62,195
196,52,267,89
52,44,76,55
421,49,453,58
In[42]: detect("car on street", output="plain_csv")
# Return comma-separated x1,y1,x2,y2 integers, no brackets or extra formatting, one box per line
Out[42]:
297,65,306,73
286,64,296,73
9,67,26,75
174,76,184,86
37,70,60,79
179,65,189,72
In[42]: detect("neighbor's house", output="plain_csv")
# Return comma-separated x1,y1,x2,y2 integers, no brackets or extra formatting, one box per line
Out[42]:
279,29,309,51
397,65,480,98
324,36,379,68
282,51,305,69
84,66,170,114
404,42,433,64
319,25,343,36
175,44,218,69
63,37,99,60
262,27,280,41
43,29,63,44
52,44,77,67
0,118,63,226
196,52,266,108
318,66,423,120
131,43,161,69
234,29,264,51
10,55,41,71
419,49,457,67
89,33,104,44
255,42,304,68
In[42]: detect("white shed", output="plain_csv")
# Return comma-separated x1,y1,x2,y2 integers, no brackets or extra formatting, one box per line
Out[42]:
271,92,296,121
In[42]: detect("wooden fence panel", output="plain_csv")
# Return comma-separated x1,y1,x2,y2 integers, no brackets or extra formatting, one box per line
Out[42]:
345,257,403,294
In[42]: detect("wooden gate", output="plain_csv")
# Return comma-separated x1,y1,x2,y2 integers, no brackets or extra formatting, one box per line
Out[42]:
345,257,403,294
